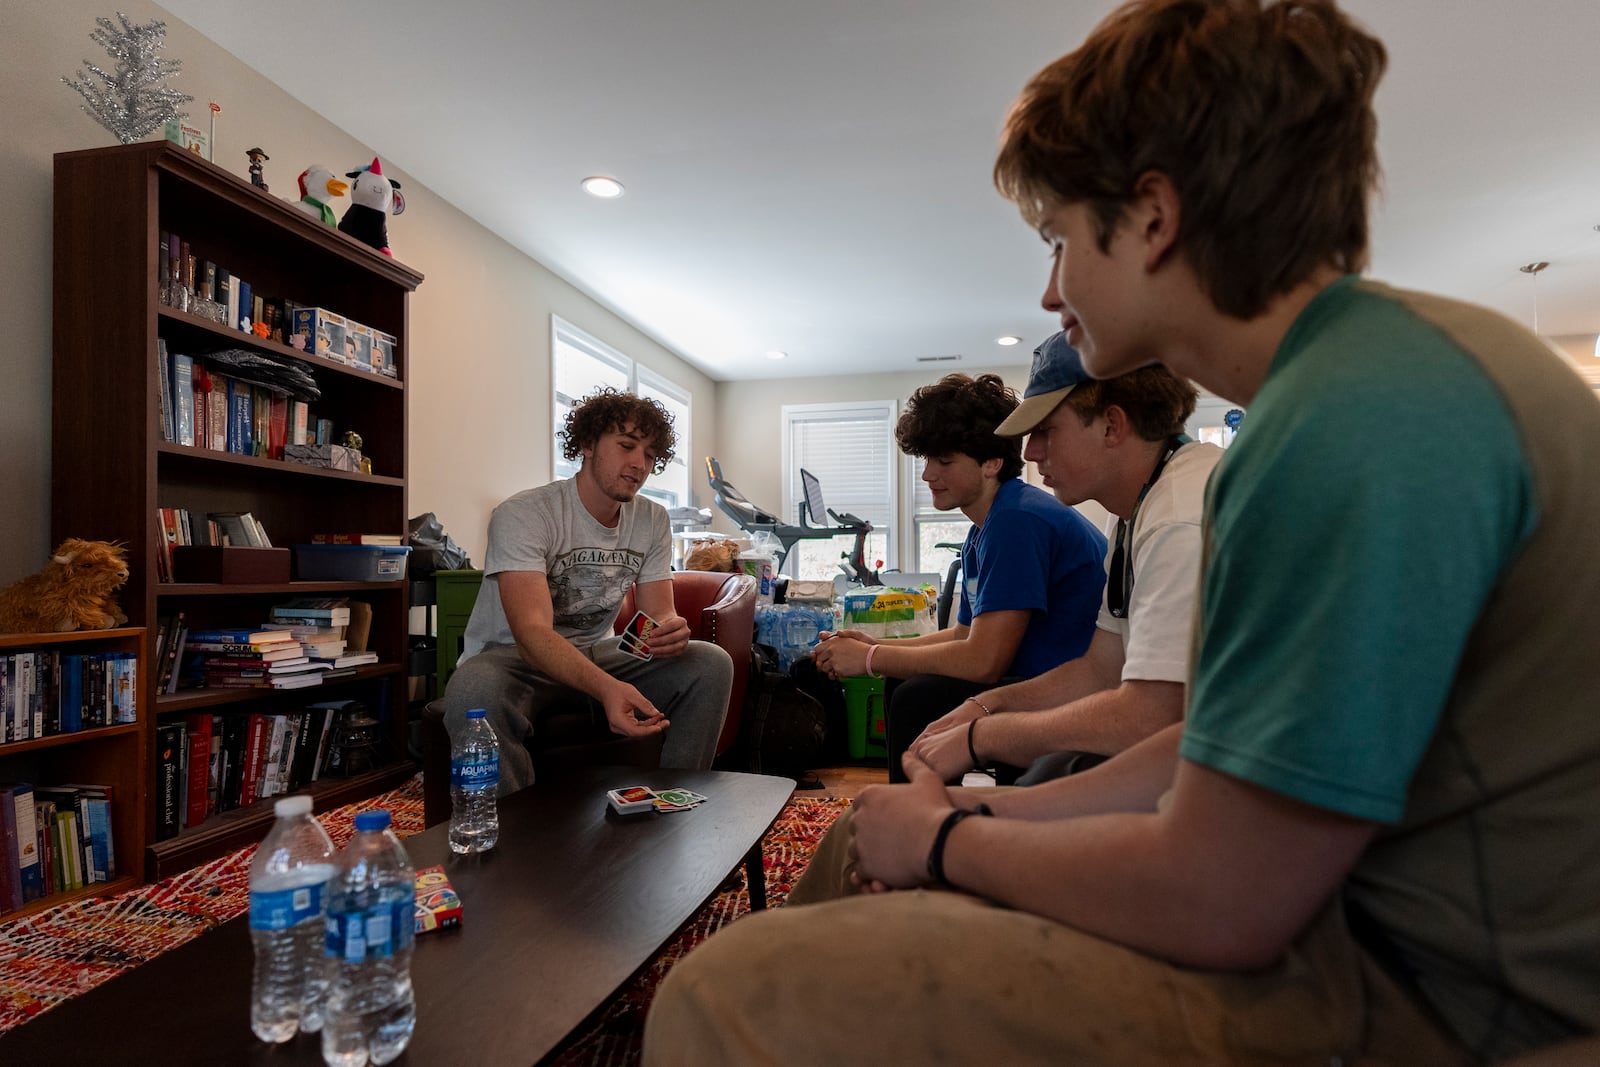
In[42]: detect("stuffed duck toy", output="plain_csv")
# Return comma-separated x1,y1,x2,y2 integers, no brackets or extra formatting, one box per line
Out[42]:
293,164,348,226
338,157,405,256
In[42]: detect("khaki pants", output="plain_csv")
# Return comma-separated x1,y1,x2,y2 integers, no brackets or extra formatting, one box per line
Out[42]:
644,804,1475,1067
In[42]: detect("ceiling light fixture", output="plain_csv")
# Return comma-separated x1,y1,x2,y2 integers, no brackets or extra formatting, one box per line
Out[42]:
765,350,787,360
580,176,624,199
996,335,1021,346
1519,261,1549,334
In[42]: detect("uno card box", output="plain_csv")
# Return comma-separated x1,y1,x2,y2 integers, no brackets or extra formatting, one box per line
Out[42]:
414,864,463,934
371,329,398,378
607,785,656,815
290,306,349,364
344,321,375,373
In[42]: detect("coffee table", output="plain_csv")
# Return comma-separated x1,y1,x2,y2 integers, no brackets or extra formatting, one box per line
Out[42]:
0,766,795,1065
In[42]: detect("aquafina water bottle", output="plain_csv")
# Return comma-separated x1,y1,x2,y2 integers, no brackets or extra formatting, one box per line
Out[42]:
449,708,499,854
249,794,336,1042
321,810,416,1067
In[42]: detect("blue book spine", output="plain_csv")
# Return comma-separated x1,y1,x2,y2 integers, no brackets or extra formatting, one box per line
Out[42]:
172,353,195,447
237,280,252,331
84,797,113,882
228,380,253,455
9,784,42,903
59,654,82,734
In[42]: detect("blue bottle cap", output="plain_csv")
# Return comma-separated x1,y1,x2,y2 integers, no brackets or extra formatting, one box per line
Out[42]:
353,810,391,832
466,708,487,719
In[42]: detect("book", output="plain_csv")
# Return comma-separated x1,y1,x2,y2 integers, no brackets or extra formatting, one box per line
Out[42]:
270,598,352,625
183,714,212,828
311,651,379,669
346,601,374,653
156,338,173,443
207,375,229,451
270,673,324,690
4,783,43,903
414,865,463,934
269,394,288,460
186,627,294,645
311,533,405,546
172,352,195,447
154,722,184,839
227,378,252,455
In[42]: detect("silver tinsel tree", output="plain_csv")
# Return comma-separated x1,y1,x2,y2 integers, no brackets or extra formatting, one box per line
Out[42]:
61,12,192,145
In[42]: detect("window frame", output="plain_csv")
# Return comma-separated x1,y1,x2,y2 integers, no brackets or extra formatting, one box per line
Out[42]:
780,399,900,574
550,315,693,509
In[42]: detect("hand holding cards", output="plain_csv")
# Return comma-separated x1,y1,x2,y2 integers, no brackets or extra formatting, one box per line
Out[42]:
620,610,658,660
606,785,710,815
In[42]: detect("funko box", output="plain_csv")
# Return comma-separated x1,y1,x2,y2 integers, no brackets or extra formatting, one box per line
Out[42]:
289,306,348,364
343,322,375,373
370,330,397,378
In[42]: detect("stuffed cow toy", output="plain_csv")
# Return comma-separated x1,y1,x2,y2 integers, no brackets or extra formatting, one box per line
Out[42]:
0,539,130,633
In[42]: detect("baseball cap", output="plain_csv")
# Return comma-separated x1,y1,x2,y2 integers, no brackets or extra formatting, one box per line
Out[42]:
995,331,1093,437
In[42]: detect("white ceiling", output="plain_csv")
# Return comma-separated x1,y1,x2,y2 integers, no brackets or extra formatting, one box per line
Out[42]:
159,0,1600,382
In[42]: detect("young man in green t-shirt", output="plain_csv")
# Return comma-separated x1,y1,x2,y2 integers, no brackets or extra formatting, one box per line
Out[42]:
642,2,1600,1064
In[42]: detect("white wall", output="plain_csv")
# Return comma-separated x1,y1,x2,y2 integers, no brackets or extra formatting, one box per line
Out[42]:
0,0,717,582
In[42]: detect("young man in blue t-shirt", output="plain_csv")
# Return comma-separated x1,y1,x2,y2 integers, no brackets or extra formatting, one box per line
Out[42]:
812,372,1105,782
645,2,1600,1064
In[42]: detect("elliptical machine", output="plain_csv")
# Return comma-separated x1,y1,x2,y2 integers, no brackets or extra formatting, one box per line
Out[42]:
704,458,880,585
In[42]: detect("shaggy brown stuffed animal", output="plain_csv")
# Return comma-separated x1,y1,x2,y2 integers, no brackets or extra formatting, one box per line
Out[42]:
0,539,130,634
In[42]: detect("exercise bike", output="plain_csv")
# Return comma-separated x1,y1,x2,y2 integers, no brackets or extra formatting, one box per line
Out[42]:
704,457,881,586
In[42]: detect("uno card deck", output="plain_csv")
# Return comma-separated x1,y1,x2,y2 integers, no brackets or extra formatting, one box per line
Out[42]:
653,788,708,812
607,785,657,815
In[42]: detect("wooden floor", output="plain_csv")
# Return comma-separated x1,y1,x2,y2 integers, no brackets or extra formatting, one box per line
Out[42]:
801,763,887,799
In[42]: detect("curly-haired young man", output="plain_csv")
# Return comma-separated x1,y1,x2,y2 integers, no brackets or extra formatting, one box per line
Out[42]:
645,1,1600,1064
445,388,731,793
814,372,1106,782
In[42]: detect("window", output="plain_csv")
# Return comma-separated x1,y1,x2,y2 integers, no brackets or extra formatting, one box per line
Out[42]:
551,316,693,508
907,462,971,577
780,401,896,581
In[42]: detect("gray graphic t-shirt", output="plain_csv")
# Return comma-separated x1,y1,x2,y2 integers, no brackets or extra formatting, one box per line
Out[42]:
459,477,672,662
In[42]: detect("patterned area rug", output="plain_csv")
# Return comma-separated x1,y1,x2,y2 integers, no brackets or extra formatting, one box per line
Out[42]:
0,776,848,1066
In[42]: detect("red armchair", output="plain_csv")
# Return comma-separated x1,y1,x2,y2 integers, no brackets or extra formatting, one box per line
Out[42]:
421,570,757,826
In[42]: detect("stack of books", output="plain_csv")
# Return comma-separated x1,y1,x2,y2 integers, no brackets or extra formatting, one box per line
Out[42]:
184,627,322,690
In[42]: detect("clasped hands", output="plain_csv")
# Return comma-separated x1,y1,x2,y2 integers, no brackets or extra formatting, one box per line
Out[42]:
847,752,966,892
811,628,875,680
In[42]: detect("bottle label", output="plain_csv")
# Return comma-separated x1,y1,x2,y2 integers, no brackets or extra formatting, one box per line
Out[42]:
451,754,499,790
325,899,416,961
250,881,326,931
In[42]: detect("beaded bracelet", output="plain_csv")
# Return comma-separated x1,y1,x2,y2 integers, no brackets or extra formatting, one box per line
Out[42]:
926,803,994,888
966,695,993,716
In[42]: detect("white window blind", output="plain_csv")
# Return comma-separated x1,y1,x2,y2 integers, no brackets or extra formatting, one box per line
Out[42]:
908,461,971,575
781,401,896,579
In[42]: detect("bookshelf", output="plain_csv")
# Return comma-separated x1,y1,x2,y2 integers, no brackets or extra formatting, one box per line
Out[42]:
0,628,146,921
51,141,424,880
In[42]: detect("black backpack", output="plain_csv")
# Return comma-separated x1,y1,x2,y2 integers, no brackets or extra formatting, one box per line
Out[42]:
740,643,826,780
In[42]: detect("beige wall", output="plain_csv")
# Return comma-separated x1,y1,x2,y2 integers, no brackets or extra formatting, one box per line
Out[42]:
0,0,717,582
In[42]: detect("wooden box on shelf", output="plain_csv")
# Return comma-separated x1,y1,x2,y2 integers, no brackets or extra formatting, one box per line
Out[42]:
51,141,423,880
0,627,147,923
171,546,291,584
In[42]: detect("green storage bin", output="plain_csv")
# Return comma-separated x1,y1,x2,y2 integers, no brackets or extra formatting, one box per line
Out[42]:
841,675,887,760
434,569,484,696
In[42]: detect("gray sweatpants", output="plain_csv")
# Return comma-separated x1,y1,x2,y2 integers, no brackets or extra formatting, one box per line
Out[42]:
442,638,733,794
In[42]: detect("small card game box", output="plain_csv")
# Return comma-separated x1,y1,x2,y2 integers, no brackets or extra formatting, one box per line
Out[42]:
607,785,656,815
414,864,462,934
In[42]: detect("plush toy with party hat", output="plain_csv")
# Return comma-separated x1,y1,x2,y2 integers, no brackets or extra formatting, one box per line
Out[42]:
338,157,405,256
293,164,347,226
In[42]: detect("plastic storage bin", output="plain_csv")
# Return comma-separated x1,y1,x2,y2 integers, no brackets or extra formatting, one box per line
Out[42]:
292,544,411,582
841,675,887,760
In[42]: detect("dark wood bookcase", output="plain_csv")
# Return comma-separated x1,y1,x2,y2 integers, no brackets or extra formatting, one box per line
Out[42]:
0,627,147,920
51,141,424,880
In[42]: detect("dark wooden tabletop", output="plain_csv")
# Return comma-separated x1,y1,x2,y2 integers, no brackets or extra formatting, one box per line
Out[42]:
0,767,795,1066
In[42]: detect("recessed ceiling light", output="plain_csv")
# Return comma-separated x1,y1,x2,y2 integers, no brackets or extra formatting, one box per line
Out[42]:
996,335,1022,346
765,350,787,360
581,176,624,199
